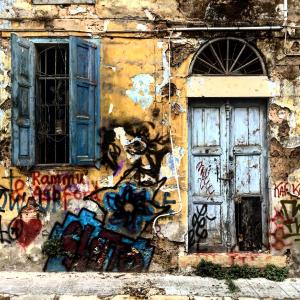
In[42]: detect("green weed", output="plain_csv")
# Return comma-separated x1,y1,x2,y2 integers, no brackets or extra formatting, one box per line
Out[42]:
195,259,288,293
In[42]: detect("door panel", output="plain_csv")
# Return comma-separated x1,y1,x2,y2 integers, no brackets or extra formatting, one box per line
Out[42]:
189,203,223,250
189,99,267,252
231,105,264,196
189,102,228,252
192,107,221,147
235,155,261,194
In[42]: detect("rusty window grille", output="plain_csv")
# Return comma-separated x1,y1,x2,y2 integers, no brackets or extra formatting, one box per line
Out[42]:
190,38,266,75
36,44,69,164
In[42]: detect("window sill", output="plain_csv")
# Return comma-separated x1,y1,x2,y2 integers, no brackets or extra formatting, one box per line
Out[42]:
31,164,92,171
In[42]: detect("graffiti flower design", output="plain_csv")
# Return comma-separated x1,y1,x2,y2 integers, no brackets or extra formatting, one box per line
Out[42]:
103,183,168,236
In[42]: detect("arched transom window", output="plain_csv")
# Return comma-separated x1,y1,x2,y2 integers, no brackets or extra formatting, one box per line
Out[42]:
190,37,266,75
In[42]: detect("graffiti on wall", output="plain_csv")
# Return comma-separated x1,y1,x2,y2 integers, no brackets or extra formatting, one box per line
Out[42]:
8,197,44,247
0,170,101,215
98,119,171,183
0,169,101,247
43,118,176,272
46,211,154,272
31,171,101,210
0,185,20,244
270,199,300,250
0,117,178,272
273,181,300,198
0,186,44,247
0,185,11,244
44,183,170,272
280,200,300,241
103,183,169,237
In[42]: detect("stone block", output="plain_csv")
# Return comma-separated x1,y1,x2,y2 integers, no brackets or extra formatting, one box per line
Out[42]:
194,297,223,300
59,296,100,300
110,296,141,300
10,296,57,300
149,296,189,300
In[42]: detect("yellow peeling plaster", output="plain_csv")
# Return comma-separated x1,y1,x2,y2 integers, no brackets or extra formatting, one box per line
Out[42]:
0,48,11,106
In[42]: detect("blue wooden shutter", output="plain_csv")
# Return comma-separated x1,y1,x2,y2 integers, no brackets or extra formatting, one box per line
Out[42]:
69,37,100,166
11,34,36,167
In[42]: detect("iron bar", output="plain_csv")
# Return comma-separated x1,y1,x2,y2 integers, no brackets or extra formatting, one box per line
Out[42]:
36,44,69,164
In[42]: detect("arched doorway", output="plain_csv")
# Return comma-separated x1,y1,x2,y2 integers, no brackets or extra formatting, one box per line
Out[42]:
187,38,272,253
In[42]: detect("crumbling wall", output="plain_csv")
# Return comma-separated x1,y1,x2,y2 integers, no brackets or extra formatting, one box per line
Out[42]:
0,34,187,272
0,0,284,32
0,0,299,273
177,0,282,24
257,37,300,275
0,38,11,168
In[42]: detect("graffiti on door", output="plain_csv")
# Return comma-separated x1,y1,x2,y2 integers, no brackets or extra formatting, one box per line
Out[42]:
188,204,216,251
196,161,215,200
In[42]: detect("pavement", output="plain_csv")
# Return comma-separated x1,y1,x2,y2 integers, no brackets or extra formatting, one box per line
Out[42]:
0,272,299,300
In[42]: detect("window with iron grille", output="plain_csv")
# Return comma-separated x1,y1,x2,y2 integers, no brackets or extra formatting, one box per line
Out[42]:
36,44,70,164
11,34,100,168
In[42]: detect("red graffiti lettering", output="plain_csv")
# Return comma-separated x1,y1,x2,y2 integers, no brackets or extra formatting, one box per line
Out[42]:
4,172,99,214
274,182,300,198
32,171,41,185
12,179,26,200
50,175,61,184
196,161,215,200
291,184,300,197
273,182,288,198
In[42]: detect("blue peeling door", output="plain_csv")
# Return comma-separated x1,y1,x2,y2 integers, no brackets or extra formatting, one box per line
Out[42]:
188,100,267,252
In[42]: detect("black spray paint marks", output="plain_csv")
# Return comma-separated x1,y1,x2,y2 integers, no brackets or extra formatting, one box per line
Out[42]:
188,204,216,251
98,119,171,185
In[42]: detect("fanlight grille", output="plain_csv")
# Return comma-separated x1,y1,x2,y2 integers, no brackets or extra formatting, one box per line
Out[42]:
190,38,266,75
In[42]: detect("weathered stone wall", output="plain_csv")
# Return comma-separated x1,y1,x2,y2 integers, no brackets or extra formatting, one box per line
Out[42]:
0,0,299,274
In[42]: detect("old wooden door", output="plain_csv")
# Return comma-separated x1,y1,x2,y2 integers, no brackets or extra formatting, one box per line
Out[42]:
188,99,267,252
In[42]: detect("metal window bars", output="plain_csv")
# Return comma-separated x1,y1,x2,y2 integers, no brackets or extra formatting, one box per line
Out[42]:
36,44,69,164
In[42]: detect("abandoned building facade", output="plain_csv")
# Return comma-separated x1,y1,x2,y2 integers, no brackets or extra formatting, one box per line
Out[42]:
0,0,300,274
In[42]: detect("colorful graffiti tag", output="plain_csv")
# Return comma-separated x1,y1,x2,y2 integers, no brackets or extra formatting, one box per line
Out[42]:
0,170,101,214
0,170,101,247
0,118,177,272
44,183,170,272
270,199,300,251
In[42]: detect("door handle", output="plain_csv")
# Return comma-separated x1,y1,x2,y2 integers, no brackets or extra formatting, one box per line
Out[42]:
218,171,234,181
218,177,231,181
